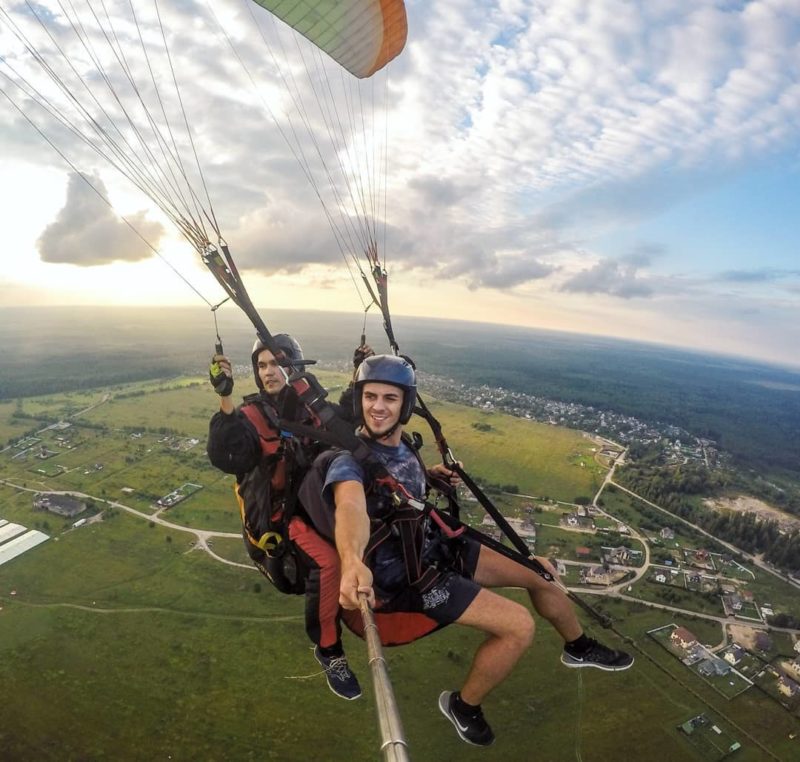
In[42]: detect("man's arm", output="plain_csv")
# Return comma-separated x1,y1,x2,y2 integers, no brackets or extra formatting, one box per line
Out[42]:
206,352,264,474
207,410,262,474
332,480,375,609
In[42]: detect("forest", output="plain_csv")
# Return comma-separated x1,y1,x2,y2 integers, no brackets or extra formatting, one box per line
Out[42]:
619,456,800,574
3,305,800,485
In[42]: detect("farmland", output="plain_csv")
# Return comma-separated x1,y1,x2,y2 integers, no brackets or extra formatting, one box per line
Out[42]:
1,376,799,760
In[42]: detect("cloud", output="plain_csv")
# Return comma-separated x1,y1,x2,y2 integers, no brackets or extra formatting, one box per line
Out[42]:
2,0,798,369
465,251,557,289
561,254,654,298
407,174,484,209
227,200,345,274
719,268,800,283
37,172,164,266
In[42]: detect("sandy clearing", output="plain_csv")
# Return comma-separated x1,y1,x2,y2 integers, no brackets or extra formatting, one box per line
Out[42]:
729,624,761,649
703,495,800,532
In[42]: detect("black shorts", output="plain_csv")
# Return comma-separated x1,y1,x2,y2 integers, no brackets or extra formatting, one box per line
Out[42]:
375,535,482,626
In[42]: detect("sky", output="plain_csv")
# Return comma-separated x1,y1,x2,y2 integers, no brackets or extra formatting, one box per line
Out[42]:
1,0,799,369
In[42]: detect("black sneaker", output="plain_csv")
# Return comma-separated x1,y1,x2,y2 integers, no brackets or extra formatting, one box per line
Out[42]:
561,638,634,671
438,691,495,747
314,646,362,700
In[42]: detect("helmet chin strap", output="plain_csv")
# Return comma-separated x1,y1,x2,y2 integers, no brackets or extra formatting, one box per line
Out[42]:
362,420,402,442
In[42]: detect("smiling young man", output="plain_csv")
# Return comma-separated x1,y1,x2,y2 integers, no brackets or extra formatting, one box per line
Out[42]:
301,354,633,747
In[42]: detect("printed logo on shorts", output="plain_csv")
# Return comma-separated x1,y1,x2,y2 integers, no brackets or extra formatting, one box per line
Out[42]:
422,586,450,610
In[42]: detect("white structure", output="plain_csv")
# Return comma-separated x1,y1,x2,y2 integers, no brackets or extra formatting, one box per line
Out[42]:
0,530,49,566
0,523,26,544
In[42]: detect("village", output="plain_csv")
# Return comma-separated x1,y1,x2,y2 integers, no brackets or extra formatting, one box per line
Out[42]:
2,385,799,756
415,370,722,469
476,495,800,718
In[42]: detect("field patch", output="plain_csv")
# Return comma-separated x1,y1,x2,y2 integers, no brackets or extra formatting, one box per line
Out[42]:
420,399,603,501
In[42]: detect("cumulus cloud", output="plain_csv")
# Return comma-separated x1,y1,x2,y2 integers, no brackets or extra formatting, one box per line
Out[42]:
37,172,164,266
228,201,345,274
404,1,800,203
561,254,654,298
468,254,556,289
2,0,799,364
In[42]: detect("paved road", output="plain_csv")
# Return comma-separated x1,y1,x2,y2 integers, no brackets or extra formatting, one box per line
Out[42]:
4,423,799,641
0,479,250,570
610,480,800,592
573,587,800,637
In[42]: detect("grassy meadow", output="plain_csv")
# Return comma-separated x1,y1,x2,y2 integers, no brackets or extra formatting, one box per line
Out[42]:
1,377,798,760
415,398,604,500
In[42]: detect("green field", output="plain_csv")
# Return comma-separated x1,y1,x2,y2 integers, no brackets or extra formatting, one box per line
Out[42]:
1,379,799,760
629,576,726,618
416,399,604,501
601,487,705,547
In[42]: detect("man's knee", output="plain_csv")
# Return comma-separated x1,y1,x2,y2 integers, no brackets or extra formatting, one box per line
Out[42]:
513,608,535,649
460,592,534,648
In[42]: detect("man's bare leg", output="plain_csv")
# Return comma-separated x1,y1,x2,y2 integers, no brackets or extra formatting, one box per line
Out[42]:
472,544,634,671
454,587,535,705
438,587,534,746
473,545,582,641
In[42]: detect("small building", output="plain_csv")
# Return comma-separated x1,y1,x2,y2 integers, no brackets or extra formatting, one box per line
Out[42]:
698,658,731,677
723,594,743,612
655,573,667,583
602,546,631,564
723,645,746,666
504,517,536,540
575,546,592,558
585,565,610,585
777,676,800,698
754,632,772,652
660,527,675,540
671,627,698,650
33,493,86,518
562,513,595,530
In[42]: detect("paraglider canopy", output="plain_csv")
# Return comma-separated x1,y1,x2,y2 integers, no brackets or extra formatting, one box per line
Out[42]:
251,0,407,78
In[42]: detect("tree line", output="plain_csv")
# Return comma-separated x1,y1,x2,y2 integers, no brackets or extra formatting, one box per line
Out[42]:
620,460,800,574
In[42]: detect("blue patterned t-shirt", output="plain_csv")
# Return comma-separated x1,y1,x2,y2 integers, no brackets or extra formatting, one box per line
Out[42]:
322,439,426,590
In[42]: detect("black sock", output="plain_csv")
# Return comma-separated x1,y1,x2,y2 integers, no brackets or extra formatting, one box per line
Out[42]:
454,692,480,715
317,642,344,658
565,633,591,654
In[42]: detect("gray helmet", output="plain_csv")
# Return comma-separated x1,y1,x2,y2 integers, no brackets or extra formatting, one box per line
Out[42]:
251,333,304,391
354,354,416,424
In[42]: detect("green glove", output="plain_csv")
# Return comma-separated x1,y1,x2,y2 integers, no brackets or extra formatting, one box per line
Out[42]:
353,344,374,368
209,359,234,397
